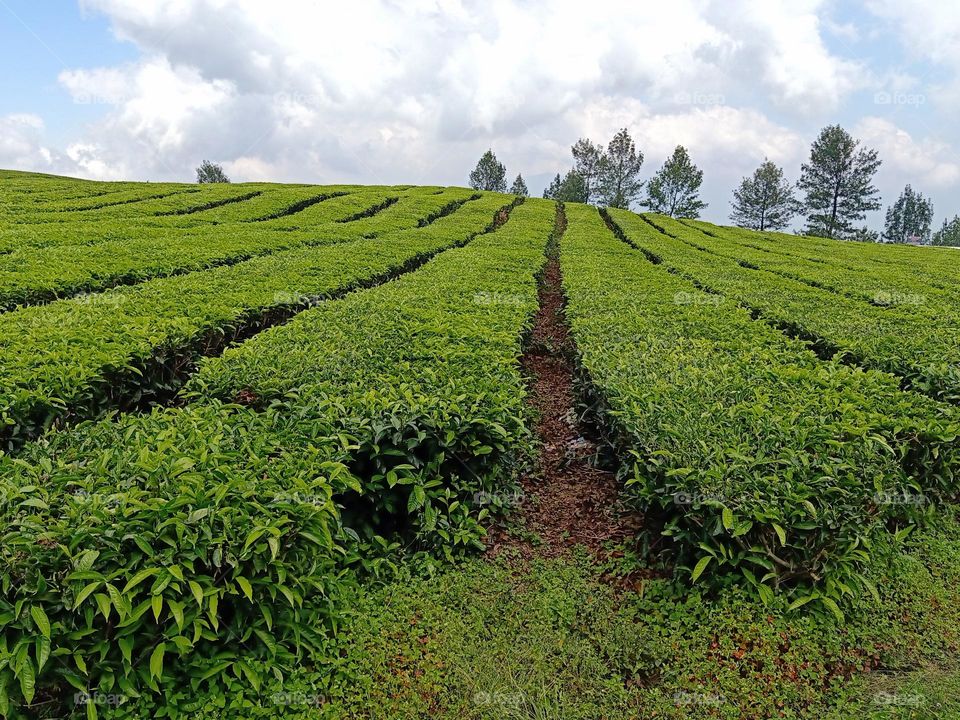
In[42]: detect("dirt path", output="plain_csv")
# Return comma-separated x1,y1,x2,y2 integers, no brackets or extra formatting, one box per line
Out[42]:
487,212,644,565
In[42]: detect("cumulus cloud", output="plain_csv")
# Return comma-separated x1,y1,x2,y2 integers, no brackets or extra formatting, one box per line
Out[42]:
865,1,960,108
0,0,955,225
54,0,867,188
856,117,960,188
0,115,64,172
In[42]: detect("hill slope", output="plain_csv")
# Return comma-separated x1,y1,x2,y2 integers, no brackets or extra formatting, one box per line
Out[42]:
1,172,958,719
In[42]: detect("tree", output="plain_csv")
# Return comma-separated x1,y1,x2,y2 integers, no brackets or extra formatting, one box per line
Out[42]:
509,173,529,197
469,149,507,192
644,145,707,218
729,159,797,231
543,173,561,200
543,170,588,203
883,185,933,243
848,227,880,243
571,138,605,203
596,128,644,209
932,216,960,247
196,160,230,183
797,125,881,240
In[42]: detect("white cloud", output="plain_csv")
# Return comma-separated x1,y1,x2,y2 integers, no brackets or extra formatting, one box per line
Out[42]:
865,1,960,108
706,0,870,114
856,117,960,188
55,0,869,188
0,0,948,226
0,115,65,172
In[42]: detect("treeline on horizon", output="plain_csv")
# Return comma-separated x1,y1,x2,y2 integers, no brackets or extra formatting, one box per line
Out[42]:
468,126,960,247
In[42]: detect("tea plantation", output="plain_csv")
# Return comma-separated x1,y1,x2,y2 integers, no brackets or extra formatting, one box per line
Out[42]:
2,170,958,719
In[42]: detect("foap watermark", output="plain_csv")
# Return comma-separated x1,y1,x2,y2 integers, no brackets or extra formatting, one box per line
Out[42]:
269,691,326,707
73,92,128,106
673,491,725,507
673,291,721,306
473,691,525,709
673,691,726,707
874,91,926,107
473,490,524,508
70,489,122,509
873,290,926,306
273,290,322,306
269,491,328,507
273,91,326,108
674,90,726,106
74,291,126,307
74,692,127,708
873,691,924,708
874,490,928,507
473,291,526,306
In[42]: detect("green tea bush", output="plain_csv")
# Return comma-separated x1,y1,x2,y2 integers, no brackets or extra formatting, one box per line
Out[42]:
561,203,960,615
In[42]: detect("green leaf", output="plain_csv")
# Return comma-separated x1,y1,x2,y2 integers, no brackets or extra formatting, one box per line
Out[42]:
167,565,184,582
408,485,426,512
235,661,261,691
119,636,135,666
757,584,774,606
94,593,111,622
30,606,50,639
168,600,185,631
73,581,101,609
788,595,817,612
721,507,734,531
771,523,787,547
35,636,51,672
691,556,712,582
821,596,845,623
186,508,210,524
207,594,219,630
18,658,35,704
189,581,204,608
121,568,160,594
149,643,166,680
235,576,253,601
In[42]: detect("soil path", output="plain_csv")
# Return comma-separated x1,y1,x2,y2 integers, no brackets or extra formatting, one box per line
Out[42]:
487,208,644,564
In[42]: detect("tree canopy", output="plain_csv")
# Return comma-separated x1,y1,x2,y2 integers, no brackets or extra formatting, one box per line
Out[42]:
509,173,529,197
596,129,645,209
469,149,507,192
644,146,707,218
196,160,230,183
730,159,797,231
797,125,881,240
883,185,934,243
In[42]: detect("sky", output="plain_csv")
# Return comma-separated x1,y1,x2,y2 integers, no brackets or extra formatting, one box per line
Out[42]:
2,0,960,230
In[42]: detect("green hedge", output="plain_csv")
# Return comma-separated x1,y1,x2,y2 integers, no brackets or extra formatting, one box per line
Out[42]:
611,209,960,403
561,203,960,615
0,197,554,716
0,193,516,450
0,189,397,309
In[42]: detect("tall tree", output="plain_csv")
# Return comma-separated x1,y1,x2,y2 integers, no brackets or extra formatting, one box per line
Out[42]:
797,125,882,240
469,149,507,192
571,138,605,204
196,160,230,183
729,159,797,231
883,184,934,243
543,170,587,203
932,216,960,247
596,128,644,209
509,173,529,197
644,145,707,218
543,173,562,200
